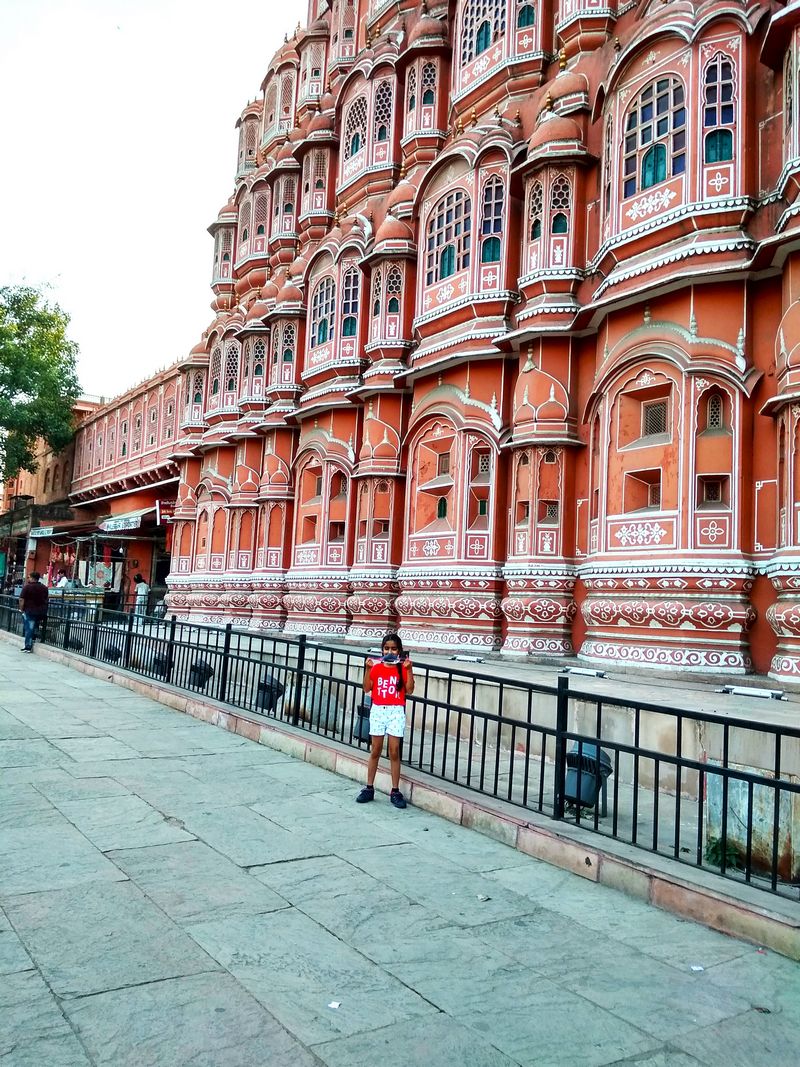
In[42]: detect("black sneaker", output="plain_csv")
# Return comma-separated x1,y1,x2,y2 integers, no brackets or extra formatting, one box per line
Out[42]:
356,785,375,804
390,788,407,809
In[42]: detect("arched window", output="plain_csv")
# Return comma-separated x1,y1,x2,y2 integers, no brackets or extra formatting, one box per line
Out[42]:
407,66,417,114
192,372,203,404
264,83,277,134
386,266,402,313
239,201,251,247
254,193,268,236
344,95,368,159
481,177,504,262
437,497,448,519
785,52,794,136
283,323,296,361
425,189,472,285
225,343,239,392
623,77,686,198
371,270,382,318
373,80,393,144
253,338,266,377
482,177,504,234
705,130,733,165
703,53,735,164
481,237,501,263
461,0,506,68
422,62,436,106
603,118,613,215
707,392,724,430
311,277,336,346
550,172,571,233
279,69,296,129
528,179,543,240
282,177,296,214
341,266,360,336
210,346,222,396
517,3,535,28
44,468,51,493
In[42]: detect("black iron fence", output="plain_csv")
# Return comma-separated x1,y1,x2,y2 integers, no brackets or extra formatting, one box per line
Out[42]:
3,593,799,900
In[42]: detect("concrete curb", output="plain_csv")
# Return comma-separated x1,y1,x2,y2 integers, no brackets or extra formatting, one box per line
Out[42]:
9,632,799,961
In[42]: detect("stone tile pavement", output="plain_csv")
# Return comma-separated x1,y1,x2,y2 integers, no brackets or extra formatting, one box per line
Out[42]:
1,641,798,1067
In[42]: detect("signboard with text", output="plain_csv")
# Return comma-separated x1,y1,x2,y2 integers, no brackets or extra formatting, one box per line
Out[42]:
156,500,177,525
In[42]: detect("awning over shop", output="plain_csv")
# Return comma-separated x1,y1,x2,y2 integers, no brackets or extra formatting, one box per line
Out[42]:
99,508,156,533
29,520,96,539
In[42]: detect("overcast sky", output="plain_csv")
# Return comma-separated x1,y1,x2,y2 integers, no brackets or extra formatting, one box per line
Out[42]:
0,0,307,399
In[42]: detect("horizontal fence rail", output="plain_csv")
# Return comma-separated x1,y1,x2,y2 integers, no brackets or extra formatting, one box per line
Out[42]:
3,593,799,900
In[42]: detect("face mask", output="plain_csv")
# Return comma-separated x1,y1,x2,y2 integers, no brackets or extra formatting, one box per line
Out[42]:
382,653,400,664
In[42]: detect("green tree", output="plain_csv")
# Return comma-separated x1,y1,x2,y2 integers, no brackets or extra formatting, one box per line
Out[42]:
0,285,80,479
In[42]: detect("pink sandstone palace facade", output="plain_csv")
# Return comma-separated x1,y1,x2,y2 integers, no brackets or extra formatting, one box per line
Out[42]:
65,0,800,681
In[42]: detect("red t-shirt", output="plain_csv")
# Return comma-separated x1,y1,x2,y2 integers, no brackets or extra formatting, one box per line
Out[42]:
370,661,406,706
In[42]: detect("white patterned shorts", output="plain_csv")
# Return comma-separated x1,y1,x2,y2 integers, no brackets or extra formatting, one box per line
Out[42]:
369,704,406,738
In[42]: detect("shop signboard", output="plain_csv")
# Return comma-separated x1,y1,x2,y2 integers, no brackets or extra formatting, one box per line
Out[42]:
156,500,176,525
101,515,142,532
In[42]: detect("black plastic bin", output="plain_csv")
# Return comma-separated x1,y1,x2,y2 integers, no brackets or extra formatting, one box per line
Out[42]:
564,743,613,809
354,693,372,743
189,660,214,690
256,674,285,713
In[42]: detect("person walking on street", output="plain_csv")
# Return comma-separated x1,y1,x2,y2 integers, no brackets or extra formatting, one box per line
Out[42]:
133,573,149,622
19,571,48,653
356,632,414,809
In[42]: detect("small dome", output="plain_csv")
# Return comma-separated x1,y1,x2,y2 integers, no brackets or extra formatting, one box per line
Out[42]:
276,275,303,304
308,109,334,134
408,13,447,47
261,275,279,303
386,179,415,212
550,69,590,104
245,300,269,323
189,338,207,357
277,138,296,163
528,114,582,152
289,253,308,280
376,213,414,244
319,90,337,113
217,200,237,218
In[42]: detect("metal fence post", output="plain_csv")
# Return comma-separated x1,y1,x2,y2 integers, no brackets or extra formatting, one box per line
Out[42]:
89,606,100,659
217,623,233,703
553,675,569,820
290,634,307,726
62,603,72,651
123,612,135,669
166,614,177,682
